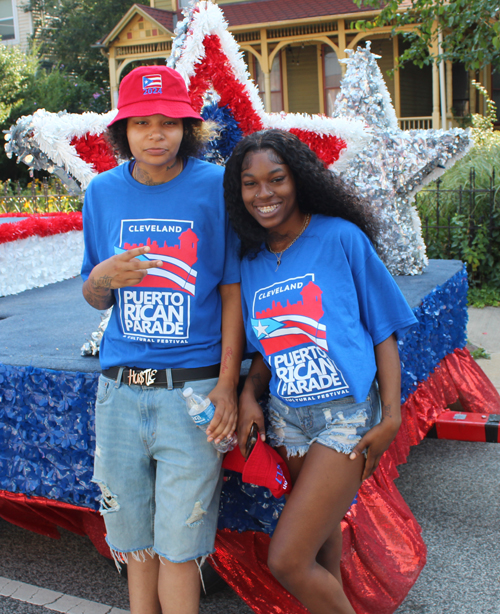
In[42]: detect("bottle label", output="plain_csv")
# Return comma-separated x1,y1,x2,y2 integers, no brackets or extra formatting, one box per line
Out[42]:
191,403,215,426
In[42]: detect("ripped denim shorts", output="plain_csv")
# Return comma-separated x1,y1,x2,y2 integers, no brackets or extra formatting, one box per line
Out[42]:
92,375,223,566
267,380,382,458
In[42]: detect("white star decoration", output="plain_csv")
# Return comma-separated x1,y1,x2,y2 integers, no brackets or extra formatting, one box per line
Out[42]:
333,43,471,274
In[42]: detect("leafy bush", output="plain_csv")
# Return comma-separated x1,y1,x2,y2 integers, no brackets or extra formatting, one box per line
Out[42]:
416,81,500,290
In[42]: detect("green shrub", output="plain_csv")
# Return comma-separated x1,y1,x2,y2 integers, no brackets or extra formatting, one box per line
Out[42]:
416,81,500,289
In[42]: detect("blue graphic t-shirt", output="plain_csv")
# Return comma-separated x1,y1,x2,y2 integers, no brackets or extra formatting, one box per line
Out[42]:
241,215,417,407
81,157,240,370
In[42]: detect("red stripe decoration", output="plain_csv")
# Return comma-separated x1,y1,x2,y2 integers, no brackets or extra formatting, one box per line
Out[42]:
0,212,83,245
289,128,348,168
70,134,118,174
188,34,264,135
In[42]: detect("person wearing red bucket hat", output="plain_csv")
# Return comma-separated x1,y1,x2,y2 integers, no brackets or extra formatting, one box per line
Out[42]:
81,65,244,614
223,130,417,614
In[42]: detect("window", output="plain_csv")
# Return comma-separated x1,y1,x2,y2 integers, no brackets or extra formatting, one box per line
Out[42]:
178,0,191,8
254,54,283,112
452,63,470,118
323,48,342,116
0,0,15,41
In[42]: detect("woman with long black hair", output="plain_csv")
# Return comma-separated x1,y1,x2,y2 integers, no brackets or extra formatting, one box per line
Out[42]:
224,129,416,614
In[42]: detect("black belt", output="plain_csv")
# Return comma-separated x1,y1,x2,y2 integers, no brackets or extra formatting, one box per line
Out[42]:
102,364,220,388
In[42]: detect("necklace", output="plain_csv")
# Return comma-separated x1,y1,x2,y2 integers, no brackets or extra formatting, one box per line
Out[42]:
267,214,311,272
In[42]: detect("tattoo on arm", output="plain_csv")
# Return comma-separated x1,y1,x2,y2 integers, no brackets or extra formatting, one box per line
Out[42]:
91,275,113,290
221,347,234,375
382,403,393,420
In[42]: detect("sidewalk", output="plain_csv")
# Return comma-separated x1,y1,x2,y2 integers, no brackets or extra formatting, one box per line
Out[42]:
467,306,500,395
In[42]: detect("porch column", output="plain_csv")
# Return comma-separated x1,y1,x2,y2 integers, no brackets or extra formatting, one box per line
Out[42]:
317,44,325,114
281,48,289,112
109,47,119,109
260,28,272,112
393,34,401,118
337,19,347,75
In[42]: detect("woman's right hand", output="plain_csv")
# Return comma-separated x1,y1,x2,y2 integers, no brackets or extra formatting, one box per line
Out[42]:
83,246,163,310
237,391,266,457
91,246,163,290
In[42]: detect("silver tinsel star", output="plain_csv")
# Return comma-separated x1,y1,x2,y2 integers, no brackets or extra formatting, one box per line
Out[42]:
334,43,472,275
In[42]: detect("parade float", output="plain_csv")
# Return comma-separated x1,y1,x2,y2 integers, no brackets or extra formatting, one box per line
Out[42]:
1,2,499,613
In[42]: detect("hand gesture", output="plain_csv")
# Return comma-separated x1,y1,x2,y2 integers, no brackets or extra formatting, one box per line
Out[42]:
91,245,163,290
84,246,163,310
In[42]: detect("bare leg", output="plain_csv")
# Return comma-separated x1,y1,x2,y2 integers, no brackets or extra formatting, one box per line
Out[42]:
277,447,344,585
268,443,364,614
316,524,343,585
158,558,201,614
127,554,161,614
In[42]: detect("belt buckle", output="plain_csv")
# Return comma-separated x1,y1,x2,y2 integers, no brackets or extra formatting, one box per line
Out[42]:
127,368,158,386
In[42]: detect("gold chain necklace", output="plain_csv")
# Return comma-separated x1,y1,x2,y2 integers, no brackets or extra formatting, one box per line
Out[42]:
267,214,311,272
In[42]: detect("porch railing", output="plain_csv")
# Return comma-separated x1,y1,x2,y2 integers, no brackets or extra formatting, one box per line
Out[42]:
399,117,433,130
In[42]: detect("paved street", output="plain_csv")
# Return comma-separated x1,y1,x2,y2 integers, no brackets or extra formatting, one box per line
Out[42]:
1,308,499,613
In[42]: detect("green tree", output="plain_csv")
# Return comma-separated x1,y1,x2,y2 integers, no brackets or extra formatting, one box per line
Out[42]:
0,44,38,123
25,0,136,108
355,0,500,71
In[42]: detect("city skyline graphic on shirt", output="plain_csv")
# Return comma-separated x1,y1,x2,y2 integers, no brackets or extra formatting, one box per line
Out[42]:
251,274,328,356
115,223,198,296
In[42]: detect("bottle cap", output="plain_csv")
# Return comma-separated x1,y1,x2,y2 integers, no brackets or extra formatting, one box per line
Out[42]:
182,387,193,398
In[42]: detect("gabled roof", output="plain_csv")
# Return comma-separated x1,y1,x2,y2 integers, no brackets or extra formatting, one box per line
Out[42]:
221,0,374,27
102,0,377,46
135,4,175,31
101,3,174,46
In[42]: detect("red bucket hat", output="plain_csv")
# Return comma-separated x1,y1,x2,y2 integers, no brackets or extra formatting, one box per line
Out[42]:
108,65,202,126
222,436,292,499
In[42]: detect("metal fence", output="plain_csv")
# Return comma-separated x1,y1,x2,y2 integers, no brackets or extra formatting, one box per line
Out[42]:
0,178,82,214
414,168,500,264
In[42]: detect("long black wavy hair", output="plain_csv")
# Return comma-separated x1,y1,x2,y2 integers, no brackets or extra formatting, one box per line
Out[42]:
223,129,379,258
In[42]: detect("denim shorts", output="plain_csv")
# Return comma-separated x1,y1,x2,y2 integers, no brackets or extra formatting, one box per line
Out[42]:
92,375,223,565
267,381,382,457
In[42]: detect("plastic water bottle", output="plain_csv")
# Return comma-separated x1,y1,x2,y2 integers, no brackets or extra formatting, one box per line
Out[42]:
182,387,237,453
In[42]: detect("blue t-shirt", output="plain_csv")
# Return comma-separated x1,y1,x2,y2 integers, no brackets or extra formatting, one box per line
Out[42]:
241,215,417,407
81,157,240,370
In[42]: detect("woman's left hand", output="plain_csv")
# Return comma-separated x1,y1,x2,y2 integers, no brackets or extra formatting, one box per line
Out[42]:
206,381,238,445
348,415,401,482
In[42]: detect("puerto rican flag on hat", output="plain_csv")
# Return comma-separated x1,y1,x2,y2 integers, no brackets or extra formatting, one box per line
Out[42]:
143,74,162,90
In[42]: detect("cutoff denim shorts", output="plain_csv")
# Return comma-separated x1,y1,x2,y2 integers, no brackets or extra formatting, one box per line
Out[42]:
267,381,382,458
92,374,222,564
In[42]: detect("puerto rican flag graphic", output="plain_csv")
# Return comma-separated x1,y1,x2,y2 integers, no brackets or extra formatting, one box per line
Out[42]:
116,219,199,296
252,275,328,356
252,314,328,355
143,74,162,89
114,246,197,296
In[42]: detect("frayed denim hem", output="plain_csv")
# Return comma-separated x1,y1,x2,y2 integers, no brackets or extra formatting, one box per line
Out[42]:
313,437,360,456
283,444,310,458
105,536,215,574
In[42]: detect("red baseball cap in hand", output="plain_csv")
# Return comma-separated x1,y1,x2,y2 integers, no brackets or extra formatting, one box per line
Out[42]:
108,65,202,126
223,436,292,498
